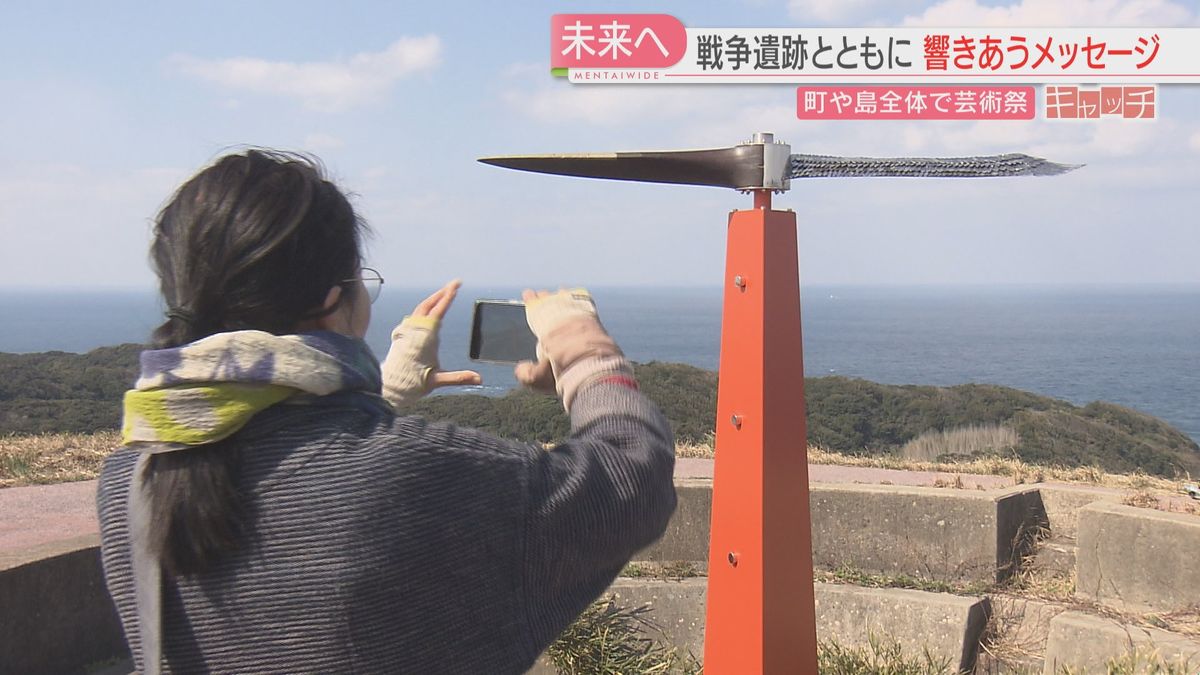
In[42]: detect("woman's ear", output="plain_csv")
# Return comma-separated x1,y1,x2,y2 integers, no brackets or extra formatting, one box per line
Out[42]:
310,285,346,331
321,285,342,313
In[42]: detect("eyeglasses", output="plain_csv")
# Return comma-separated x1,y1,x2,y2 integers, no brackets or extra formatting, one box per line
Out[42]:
344,267,384,304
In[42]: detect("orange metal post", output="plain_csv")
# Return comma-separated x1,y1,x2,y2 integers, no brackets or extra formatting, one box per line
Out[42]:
703,202,818,673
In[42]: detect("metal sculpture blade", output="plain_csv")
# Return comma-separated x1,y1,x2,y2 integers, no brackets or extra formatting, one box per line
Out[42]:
479,133,1080,192
788,153,1080,179
478,145,765,190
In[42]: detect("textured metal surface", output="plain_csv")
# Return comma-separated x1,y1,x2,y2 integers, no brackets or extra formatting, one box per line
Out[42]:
788,153,1080,178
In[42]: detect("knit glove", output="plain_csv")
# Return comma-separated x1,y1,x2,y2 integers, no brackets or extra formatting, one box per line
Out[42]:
515,289,636,411
381,315,440,406
382,280,481,407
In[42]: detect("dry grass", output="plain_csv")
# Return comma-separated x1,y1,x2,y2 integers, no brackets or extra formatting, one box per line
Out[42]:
0,431,121,488
673,430,715,459
901,424,1019,462
7,427,1190,497
1141,608,1200,638
1056,646,1196,674
1121,489,1199,516
814,564,993,597
675,432,1186,496
674,442,714,459
1003,563,1077,604
621,561,703,581
978,595,1067,674
805,446,1192,494
931,474,968,489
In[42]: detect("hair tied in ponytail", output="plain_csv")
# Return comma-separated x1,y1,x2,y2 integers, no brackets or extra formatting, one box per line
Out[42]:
166,307,195,325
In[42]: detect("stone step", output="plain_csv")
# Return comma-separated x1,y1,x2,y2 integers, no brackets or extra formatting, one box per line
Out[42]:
976,595,1069,674
598,577,991,673
1044,610,1200,674
1029,534,1076,577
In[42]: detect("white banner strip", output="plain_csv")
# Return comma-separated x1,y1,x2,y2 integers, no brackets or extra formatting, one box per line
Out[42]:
566,28,1200,84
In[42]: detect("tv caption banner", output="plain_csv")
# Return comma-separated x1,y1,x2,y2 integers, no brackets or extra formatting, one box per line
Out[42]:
551,16,1200,84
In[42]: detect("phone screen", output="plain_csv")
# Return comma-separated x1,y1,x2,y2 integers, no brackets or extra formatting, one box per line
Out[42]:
470,300,538,363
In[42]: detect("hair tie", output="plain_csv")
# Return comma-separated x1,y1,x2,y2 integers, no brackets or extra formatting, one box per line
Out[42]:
166,307,195,324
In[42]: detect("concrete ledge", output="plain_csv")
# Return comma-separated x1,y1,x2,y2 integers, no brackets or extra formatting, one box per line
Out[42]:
0,538,128,675
637,479,711,562
1036,483,1122,541
1076,502,1200,613
816,583,990,673
607,578,708,660
811,484,1045,584
1043,611,1200,674
604,578,991,673
638,482,1048,585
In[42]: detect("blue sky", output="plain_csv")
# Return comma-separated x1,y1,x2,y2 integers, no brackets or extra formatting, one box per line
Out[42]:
2,0,1198,290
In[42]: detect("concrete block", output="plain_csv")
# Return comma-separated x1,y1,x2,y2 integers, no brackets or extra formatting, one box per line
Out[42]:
637,479,711,563
1076,502,1200,613
607,578,707,660
1043,611,1200,674
978,596,1068,675
810,484,1047,584
602,579,991,673
1030,536,1076,577
0,539,129,675
1036,484,1121,541
639,481,1049,585
815,584,991,673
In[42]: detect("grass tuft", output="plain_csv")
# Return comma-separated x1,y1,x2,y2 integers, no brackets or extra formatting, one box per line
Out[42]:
817,635,953,675
546,599,700,674
1055,646,1195,674
901,424,1019,463
815,564,993,597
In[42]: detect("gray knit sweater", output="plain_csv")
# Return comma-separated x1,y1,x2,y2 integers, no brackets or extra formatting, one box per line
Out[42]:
97,383,676,673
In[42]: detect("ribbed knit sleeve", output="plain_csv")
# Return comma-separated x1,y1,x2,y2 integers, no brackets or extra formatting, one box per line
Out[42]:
519,381,677,653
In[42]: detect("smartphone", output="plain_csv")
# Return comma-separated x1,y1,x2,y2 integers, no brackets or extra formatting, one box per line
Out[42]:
469,300,538,363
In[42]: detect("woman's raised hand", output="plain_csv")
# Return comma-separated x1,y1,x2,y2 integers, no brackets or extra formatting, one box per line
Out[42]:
381,279,482,406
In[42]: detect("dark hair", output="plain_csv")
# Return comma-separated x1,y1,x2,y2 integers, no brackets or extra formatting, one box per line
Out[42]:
142,149,366,575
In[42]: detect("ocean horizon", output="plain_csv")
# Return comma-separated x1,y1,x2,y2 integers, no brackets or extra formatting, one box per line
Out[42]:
2,284,1198,445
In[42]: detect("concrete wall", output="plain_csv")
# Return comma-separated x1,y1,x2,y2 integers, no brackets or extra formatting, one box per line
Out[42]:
638,479,712,562
0,536,128,675
1043,611,1200,674
1076,501,1200,613
640,482,1048,584
1036,484,1121,541
603,578,991,673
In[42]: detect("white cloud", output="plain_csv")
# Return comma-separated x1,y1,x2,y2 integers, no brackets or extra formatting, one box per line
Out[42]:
500,62,550,79
303,133,345,151
789,0,875,22
789,0,927,23
504,81,734,127
902,0,1197,26
1190,130,1200,151
170,36,442,112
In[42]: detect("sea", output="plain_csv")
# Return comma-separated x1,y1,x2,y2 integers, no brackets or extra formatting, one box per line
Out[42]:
1,285,1197,445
